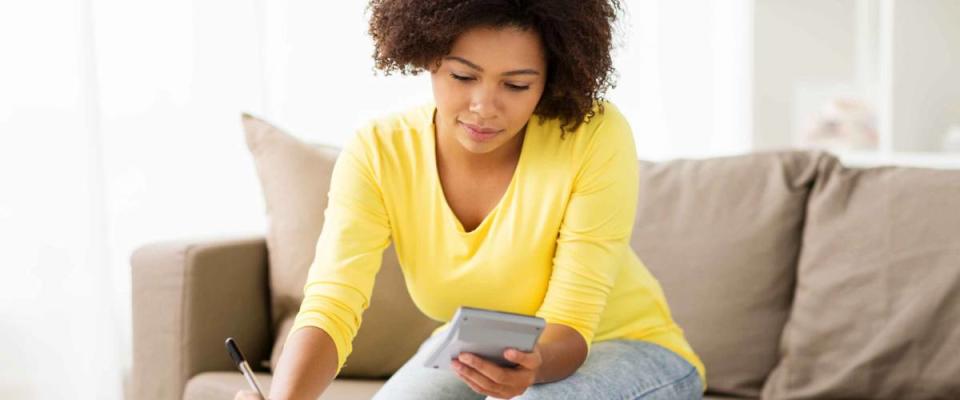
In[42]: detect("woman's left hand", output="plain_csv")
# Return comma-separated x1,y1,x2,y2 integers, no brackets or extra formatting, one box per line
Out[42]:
451,344,543,399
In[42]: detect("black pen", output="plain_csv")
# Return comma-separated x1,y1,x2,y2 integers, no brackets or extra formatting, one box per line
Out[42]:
225,337,267,399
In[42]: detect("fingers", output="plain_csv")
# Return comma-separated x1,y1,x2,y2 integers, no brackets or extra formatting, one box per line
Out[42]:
452,352,535,398
453,359,508,396
503,348,540,370
458,353,508,382
233,390,262,400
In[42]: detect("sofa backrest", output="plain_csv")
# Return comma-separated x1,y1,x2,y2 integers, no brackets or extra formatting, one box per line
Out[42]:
762,155,960,398
635,150,960,398
631,150,823,397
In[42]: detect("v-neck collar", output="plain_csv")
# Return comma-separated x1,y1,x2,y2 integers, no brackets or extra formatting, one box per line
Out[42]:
427,105,530,236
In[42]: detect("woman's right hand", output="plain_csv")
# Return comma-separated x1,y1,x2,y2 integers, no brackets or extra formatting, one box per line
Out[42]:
233,390,266,400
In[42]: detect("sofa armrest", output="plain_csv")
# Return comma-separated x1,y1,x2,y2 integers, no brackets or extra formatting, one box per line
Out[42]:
131,235,272,400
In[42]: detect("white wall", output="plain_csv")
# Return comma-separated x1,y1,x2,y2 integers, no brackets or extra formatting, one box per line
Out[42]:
613,0,753,160
753,0,858,150
891,0,960,152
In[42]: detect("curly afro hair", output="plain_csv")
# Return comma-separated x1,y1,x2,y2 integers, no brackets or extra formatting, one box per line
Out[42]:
367,0,622,133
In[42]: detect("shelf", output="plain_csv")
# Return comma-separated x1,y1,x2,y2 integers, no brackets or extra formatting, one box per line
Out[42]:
833,149,960,169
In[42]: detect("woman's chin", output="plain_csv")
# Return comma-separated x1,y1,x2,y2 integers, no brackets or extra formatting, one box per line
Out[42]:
456,135,499,154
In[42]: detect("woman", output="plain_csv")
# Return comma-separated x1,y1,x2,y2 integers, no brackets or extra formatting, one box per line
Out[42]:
238,0,705,399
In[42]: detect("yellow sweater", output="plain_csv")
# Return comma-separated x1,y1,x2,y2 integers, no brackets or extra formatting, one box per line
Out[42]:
289,101,706,387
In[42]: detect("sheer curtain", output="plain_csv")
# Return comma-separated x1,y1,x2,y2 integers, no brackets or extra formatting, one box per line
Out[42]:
0,1,751,398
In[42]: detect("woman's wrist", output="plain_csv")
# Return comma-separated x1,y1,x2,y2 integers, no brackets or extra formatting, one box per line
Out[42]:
531,324,588,384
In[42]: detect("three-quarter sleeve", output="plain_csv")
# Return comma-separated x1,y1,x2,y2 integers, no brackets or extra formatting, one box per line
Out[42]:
287,131,391,375
535,105,639,354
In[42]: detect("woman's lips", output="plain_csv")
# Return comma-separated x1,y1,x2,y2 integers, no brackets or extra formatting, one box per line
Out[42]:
459,121,503,142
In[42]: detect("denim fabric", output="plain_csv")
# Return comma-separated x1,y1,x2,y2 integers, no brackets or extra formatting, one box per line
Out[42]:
371,332,703,400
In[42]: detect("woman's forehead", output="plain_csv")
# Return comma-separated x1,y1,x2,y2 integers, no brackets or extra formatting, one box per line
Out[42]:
446,26,546,73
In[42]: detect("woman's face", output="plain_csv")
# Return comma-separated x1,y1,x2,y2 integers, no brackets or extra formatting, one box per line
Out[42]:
430,26,547,155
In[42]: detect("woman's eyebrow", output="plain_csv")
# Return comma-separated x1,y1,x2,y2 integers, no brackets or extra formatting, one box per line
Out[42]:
443,56,541,76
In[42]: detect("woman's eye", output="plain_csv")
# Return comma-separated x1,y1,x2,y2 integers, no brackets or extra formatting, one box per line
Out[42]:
450,73,528,91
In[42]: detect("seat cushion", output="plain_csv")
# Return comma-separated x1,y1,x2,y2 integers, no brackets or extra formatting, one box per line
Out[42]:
184,371,384,400
183,371,749,400
242,113,440,377
762,156,960,398
631,150,824,397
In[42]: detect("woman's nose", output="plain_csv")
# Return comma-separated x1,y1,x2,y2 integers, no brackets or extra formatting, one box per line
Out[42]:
468,86,498,120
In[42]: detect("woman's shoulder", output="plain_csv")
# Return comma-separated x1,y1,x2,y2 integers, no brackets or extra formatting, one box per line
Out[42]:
557,100,637,179
355,103,433,141
532,100,633,153
579,100,631,141
345,103,434,157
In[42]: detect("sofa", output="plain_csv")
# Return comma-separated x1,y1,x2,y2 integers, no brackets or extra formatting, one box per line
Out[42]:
131,114,960,399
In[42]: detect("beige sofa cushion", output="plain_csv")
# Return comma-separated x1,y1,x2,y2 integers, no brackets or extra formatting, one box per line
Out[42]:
183,371,384,400
242,113,439,377
631,151,823,397
762,156,960,398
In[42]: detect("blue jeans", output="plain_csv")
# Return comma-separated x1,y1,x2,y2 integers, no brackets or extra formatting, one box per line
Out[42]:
371,332,703,400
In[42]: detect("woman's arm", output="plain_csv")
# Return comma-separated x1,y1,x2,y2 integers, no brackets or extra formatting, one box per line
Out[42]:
534,323,589,384
534,102,638,375
253,130,390,398
267,327,339,400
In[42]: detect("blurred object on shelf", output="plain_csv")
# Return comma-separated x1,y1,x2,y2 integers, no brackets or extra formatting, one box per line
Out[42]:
943,124,960,152
799,96,878,151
